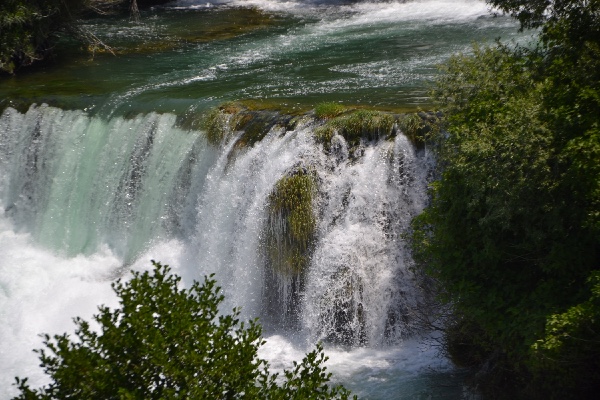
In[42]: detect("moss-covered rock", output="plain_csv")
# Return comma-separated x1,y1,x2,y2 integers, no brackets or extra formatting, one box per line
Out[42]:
198,102,301,149
201,107,232,146
397,111,441,148
231,110,292,148
314,109,396,149
397,113,425,144
265,169,317,276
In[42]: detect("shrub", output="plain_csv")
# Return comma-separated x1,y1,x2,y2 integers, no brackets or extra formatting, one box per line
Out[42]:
411,37,600,399
13,261,354,399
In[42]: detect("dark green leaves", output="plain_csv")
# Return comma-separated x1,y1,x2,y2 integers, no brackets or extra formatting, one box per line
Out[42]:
411,3,600,395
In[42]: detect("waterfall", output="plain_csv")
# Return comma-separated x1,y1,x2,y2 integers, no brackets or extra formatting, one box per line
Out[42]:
304,133,431,346
0,105,216,262
0,104,435,397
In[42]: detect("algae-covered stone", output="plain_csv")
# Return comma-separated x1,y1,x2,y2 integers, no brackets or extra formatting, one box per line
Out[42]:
397,113,424,143
397,112,441,147
199,102,301,148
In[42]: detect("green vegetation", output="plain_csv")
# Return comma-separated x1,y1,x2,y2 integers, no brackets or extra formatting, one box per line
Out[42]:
13,261,354,399
396,113,423,139
0,0,84,73
199,103,300,150
314,102,348,119
266,170,317,276
230,110,299,149
396,112,438,148
314,109,395,148
411,0,600,397
0,1,178,73
202,107,232,146
196,103,424,153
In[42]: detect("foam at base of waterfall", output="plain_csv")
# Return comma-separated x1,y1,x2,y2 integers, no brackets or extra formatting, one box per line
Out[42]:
0,229,454,399
0,206,120,398
259,333,460,399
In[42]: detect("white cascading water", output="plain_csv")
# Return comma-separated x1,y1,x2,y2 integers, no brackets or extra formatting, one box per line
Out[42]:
0,104,445,398
0,105,216,262
304,133,431,346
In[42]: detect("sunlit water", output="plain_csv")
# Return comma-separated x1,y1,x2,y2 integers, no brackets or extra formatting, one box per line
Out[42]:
1,0,524,115
0,1,527,398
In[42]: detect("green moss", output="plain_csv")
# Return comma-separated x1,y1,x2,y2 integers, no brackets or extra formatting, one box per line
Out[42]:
314,109,396,149
231,111,282,148
314,102,348,119
197,102,303,149
201,107,231,146
397,113,424,143
200,103,401,153
397,112,441,147
343,110,395,142
232,99,311,116
265,170,317,275
313,121,340,145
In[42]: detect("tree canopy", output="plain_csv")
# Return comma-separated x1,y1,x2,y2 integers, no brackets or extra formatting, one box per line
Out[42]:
411,0,600,398
489,0,600,29
13,261,354,400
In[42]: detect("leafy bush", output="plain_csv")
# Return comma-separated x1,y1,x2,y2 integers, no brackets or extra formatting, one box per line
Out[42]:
0,0,83,73
530,271,600,397
13,261,354,399
0,1,176,73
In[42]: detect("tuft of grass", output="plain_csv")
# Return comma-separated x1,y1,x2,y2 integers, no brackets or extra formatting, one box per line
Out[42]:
314,102,348,119
397,113,425,144
397,112,442,147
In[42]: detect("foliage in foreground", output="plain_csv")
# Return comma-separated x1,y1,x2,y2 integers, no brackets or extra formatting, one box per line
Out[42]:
411,1,600,398
13,261,354,400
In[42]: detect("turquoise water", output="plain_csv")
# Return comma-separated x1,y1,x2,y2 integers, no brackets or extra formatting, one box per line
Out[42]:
1,0,523,116
0,1,528,399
